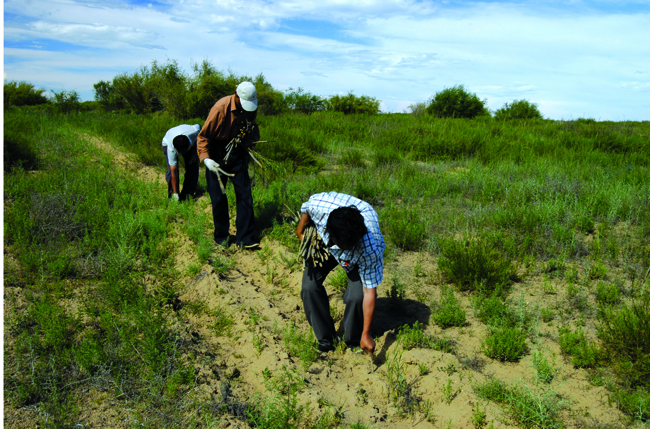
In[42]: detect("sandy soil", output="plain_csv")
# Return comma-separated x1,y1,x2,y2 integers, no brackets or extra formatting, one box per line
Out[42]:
4,131,631,429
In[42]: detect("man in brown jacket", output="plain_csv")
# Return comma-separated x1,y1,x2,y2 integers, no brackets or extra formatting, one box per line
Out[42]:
197,81,260,248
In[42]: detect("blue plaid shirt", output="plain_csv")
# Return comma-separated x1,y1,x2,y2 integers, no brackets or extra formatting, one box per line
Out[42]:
301,192,385,289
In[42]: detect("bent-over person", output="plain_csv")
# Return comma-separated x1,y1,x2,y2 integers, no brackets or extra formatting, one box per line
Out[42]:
296,192,385,355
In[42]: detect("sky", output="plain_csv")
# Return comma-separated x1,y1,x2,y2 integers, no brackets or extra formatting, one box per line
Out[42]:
3,0,650,120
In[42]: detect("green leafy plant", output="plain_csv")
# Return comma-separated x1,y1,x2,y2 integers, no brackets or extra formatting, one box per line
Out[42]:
558,327,598,368
598,297,650,386
595,283,619,306
326,92,380,114
494,100,543,121
426,85,489,118
382,205,426,250
397,321,433,350
431,287,467,328
282,323,319,370
482,324,527,362
438,237,517,294
532,350,558,384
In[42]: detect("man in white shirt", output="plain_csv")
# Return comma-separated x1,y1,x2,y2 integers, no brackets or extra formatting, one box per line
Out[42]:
162,124,201,201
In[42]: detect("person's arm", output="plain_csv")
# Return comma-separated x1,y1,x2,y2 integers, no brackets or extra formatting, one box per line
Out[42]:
360,286,376,355
296,213,311,241
170,164,179,195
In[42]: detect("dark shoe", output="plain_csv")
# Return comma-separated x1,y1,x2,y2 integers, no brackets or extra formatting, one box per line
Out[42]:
317,341,335,353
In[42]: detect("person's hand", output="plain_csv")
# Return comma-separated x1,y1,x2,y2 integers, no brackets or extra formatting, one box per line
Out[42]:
171,193,180,202
360,332,376,356
204,158,234,176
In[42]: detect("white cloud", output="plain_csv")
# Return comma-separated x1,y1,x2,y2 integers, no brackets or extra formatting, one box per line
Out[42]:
3,0,650,119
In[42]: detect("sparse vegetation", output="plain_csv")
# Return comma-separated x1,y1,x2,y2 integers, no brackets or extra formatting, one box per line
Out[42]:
5,74,650,428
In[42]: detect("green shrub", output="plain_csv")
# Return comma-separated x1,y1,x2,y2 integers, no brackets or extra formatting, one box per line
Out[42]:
483,325,527,362
339,148,366,168
474,379,565,428
51,90,81,113
283,87,326,114
326,92,380,114
532,350,557,384
494,100,543,121
4,81,50,107
397,321,433,350
473,293,515,326
595,283,619,306
612,388,650,421
381,206,426,250
438,237,518,294
598,297,650,387
558,327,598,368
426,85,489,119
431,287,467,328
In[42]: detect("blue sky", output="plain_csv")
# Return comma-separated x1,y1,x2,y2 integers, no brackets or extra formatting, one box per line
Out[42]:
4,0,650,120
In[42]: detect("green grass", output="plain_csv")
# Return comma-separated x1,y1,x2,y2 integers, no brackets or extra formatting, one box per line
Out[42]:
5,104,650,427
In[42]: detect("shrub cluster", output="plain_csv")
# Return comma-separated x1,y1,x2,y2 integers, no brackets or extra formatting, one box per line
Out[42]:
494,99,543,121
4,81,49,107
426,85,489,119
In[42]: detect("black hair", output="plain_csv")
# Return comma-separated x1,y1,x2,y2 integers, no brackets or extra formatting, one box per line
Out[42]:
172,135,191,154
326,206,368,249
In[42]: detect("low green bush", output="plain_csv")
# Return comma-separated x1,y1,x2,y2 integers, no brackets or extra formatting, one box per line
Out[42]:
381,205,426,250
397,321,433,350
595,283,619,306
438,236,518,294
474,378,565,429
598,297,650,387
611,388,650,421
431,287,467,328
558,327,598,368
494,100,543,121
483,325,527,362
326,92,380,115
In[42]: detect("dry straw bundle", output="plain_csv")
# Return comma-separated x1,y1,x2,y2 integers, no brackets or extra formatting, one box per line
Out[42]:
299,224,330,268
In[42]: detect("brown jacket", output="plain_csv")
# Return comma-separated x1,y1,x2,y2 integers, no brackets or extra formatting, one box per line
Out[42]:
197,94,260,163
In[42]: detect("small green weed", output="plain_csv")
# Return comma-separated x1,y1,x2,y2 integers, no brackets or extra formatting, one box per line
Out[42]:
384,348,421,415
387,274,407,301
431,287,467,329
212,306,235,337
532,350,558,384
595,283,619,306
589,261,609,280
474,378,565,429
540,307,555,323
282,323,319,370
471,402,488,429
397,321,435,350
558,327,598,368
382,205,426,251
327,266,348,294
442,378,457,404
482,324,527,362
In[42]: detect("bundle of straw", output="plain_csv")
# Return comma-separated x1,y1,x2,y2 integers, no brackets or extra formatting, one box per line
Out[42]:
299,224,330,268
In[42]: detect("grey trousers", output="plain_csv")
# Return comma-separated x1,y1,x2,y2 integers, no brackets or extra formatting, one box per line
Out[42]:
301,254,365,348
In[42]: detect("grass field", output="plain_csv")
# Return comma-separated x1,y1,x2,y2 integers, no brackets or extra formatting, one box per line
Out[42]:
4,106,650,428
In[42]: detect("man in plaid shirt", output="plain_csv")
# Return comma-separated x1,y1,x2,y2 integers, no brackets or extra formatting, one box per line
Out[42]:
296,192,385,355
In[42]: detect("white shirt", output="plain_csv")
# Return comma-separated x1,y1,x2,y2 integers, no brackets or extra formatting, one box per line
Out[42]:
162,124,201,166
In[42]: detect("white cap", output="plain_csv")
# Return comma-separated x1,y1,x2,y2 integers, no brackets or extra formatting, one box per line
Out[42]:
236,81,258,112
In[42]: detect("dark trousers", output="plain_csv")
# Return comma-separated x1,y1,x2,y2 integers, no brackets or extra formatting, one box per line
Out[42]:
301,255,365,347
163,146,199,200
205,158,256,246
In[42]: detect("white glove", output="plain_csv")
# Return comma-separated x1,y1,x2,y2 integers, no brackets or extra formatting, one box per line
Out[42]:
171,193,180,202
204,158,233,176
